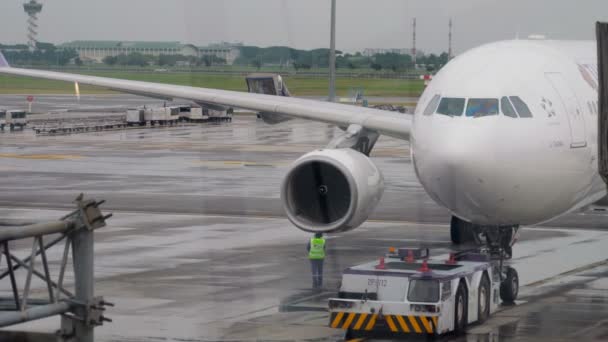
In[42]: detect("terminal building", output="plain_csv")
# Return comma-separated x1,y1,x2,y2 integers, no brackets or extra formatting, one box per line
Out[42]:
59,41,242,65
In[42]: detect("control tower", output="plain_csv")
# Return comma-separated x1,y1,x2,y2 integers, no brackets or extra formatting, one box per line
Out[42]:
23,0,43,50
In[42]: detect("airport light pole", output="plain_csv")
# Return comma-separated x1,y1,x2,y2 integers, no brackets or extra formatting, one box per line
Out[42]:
329,0,337,102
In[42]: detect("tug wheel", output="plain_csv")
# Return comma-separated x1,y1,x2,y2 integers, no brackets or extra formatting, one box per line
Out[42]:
454,280,468,334
478,273,491,323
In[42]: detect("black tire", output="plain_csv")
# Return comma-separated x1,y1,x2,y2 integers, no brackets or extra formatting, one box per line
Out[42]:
450,216,463,244
451,216,475,244
454,281,468,334
500,227,517,259
344,328,354,340
478,273,491,323
500,267,518,304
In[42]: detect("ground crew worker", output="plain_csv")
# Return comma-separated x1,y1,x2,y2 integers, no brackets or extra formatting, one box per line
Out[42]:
307,232,326,289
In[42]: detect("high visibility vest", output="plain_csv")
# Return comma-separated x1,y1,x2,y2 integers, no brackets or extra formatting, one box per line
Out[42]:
309,237,326,259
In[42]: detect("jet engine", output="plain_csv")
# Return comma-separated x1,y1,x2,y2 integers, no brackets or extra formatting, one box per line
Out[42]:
281,148,384,233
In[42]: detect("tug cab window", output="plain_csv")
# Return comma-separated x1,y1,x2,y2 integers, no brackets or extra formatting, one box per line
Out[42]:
501,97,518,118
408,279,439,302
509,96,533,118
423,95,441,115
466,98,499,117
436,98,465,116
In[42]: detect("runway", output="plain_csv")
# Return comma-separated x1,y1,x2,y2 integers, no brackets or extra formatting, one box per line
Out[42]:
0,95,607,341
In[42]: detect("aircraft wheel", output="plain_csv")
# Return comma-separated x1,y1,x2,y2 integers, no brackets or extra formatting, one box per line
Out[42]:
500,226,518,259
500,267,518,304
450,216,476,244
450,216,463,244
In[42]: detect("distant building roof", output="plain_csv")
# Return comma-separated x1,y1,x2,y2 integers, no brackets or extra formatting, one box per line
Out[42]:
60,41,243,51
60,41,183,50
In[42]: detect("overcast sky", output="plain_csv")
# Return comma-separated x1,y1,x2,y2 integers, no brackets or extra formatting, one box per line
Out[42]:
1,0,607,54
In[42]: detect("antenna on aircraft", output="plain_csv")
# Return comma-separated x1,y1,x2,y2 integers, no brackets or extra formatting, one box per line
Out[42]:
23,0,43,51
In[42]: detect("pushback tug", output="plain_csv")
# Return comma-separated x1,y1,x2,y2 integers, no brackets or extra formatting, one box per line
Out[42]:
328,247,518,338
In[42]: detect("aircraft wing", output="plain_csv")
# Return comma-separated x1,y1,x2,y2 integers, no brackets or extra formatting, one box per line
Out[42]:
0,56,411,140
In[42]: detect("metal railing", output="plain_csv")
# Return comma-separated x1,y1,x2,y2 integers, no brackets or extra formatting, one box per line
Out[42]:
0,194,112,342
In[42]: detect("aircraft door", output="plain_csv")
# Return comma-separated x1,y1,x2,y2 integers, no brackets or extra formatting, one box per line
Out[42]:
545,72,587,148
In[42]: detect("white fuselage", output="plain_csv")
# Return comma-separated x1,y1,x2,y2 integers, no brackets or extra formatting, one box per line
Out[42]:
412,40,606,226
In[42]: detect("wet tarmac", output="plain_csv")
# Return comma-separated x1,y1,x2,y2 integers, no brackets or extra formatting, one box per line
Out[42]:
0,98,607,341
0,94,174,113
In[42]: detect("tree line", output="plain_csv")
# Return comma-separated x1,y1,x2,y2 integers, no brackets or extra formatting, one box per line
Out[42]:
1,42,450,71
102,53,226,67
0,42,228,67
235,45,450,72
0,43,79,66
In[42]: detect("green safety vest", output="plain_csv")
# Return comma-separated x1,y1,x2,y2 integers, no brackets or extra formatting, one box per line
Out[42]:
309,237,326,259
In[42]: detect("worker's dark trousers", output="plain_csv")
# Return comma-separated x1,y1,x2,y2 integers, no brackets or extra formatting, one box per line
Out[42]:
310,259,324,289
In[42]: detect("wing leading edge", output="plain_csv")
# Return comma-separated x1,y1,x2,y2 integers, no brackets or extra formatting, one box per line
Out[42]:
0,54,411,140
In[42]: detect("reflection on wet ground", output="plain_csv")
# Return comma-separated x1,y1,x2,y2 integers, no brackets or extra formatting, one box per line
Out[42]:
0,98,607,341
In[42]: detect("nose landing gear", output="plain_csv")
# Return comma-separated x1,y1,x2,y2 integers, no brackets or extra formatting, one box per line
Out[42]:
450,216,519,259
482,225,519,259
450,216,520,304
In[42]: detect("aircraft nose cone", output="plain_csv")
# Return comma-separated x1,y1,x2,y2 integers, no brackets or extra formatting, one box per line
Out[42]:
414,121,509,224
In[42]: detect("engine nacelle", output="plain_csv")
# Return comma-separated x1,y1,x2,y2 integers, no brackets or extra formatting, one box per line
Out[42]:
281,148,384,233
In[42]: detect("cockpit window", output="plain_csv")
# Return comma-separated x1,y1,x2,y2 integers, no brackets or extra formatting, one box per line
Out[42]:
466,98,499,117
509,96,533,118
423,95,441,115
436,98,465,116
501,97,518,118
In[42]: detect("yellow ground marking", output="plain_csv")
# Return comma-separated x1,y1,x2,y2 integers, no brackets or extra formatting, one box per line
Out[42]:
364,314,377,331
353,313,368,330
331,312,345,328
385,315,398,332
432,316,438,329
0,153,82,160
408,315,422,333
420,316,433,333
342,312,357,329
396,315,410,333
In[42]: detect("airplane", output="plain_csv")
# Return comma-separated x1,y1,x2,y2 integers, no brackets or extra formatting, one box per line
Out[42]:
0,38,605,257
